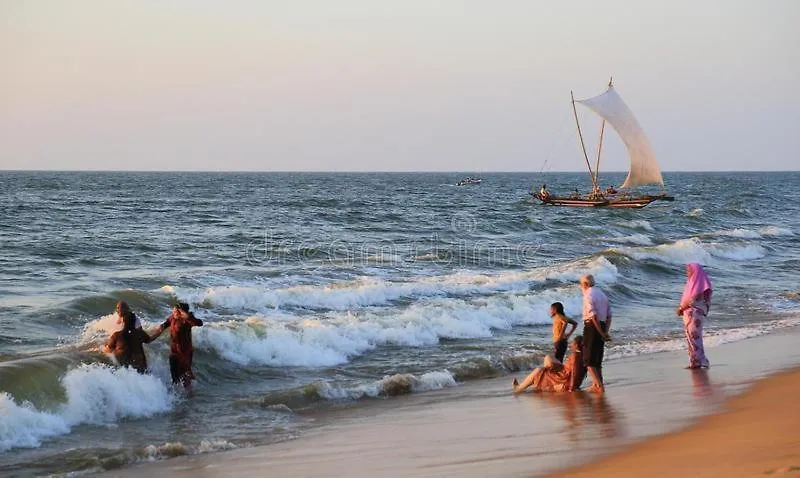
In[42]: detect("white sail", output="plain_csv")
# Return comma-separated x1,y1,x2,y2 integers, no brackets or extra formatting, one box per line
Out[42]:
577,87,663,188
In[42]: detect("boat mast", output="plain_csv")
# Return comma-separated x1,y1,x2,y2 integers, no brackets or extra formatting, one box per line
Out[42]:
571,91,598,192
592,77,612,188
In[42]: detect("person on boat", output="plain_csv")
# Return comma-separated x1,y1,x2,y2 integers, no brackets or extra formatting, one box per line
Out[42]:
676,263,712,369
580,274,612,393
103,309,159,374
114,301,142,330
550,302,577,363
512,336,585,393
155,302,204,389
539,184,550,199
606,185,618,195
571,188,580,199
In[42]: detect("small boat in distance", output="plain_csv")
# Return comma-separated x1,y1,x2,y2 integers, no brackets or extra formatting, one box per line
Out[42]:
457,177,482,186
533,78,673,208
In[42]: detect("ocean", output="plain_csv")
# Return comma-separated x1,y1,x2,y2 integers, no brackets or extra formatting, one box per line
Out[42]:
1,171,798,476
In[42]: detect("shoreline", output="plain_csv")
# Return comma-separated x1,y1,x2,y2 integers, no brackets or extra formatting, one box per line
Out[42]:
99,325,800,478
549,366,800,477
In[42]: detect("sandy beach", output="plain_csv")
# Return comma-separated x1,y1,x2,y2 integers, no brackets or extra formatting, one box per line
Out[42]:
100,325,800,478
553,367,800,478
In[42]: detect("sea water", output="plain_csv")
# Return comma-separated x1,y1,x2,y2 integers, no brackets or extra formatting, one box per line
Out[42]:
0,171,798,476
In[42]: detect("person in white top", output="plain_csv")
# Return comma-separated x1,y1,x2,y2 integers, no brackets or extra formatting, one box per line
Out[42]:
579,274,612,393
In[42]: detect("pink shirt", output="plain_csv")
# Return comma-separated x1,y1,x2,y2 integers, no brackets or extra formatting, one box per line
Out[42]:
582,286,611,323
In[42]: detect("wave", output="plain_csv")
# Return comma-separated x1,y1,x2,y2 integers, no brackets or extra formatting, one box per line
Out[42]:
603,234,653,246
686,208,704,217
0,364,175,453
758,226,794,237
161,256,618,313
191,288,585,368
617,237,767,266
616,219,655,232
607,317,800,360
705,228,763,239
316,370,457,400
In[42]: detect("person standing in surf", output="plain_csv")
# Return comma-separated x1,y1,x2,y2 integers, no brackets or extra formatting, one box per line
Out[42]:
676,263,712,369
155,302,204,389
550,302,577,363
103,309,159,373
579,274,612,393
114,301,142,329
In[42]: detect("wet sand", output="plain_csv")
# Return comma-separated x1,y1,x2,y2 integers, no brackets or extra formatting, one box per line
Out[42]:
552,367,800,477
101,326,800,478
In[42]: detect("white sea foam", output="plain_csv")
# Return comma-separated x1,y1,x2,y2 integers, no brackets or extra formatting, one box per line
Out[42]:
316,370,457,400
625,238,713,265
708,243,766,261
192,289,585,368
707,228,763,239
0,364,175,452
608,318,800,360
686,208,704,217
605,234,654,246
758,226,794,237
621,237,767,266
161,256,618,313
139,439,237,461
616,219,655,232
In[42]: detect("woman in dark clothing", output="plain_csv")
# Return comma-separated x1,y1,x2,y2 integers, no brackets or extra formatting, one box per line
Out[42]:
104,310,157,373
156,302,203,389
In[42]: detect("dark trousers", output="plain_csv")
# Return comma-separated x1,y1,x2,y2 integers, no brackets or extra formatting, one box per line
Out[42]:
553,339,568,363
582,321,607,373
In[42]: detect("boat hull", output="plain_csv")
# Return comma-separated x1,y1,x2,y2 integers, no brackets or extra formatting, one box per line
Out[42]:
532,193,659,209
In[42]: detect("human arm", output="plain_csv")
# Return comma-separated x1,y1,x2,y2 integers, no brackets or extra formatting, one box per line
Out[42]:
187,313,203,327
564,318,578,339
567,353,583,391
103,334,117,354
677,293,705,316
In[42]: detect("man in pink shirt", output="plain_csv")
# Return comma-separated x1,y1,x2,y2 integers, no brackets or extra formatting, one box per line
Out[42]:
580,274,612,393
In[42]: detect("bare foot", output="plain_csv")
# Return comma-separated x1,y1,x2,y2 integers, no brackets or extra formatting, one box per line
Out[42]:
587,385,605,394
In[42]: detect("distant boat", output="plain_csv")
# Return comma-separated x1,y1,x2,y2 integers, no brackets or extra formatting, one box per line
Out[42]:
533,78,673,208
457,177,482,186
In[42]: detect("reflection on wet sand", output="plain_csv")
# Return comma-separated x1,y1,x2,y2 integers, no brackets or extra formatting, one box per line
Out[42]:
691,368,712,398
530,392,622,443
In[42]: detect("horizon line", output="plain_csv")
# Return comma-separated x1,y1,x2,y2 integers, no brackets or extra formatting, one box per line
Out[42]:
1,169,798,174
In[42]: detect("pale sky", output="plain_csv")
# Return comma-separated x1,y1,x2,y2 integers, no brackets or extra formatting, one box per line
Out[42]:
1,1,799,172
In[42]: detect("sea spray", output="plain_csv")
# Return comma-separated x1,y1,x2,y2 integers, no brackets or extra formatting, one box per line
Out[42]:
0,364,175,452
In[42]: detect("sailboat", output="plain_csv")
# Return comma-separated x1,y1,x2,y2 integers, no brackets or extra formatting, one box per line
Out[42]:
533,78,673,208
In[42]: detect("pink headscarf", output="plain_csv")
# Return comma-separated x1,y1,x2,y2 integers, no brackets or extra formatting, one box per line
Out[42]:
681,263,712,305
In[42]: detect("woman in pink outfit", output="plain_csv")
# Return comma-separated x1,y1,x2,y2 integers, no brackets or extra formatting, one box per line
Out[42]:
676,263,712,368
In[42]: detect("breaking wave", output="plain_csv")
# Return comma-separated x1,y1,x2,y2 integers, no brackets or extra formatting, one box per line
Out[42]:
0,365,175,453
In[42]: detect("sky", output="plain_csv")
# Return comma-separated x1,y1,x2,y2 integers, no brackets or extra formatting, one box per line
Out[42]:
1,1,799,172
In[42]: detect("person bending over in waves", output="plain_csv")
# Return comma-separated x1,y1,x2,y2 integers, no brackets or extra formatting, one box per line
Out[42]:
154,302,203,390
103,309,159,374
512,336,585,393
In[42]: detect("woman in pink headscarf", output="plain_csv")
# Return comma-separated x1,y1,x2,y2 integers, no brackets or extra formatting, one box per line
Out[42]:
676,263,712,368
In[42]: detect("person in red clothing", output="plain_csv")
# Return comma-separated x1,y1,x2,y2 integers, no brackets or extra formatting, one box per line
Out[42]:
155,302,204,389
